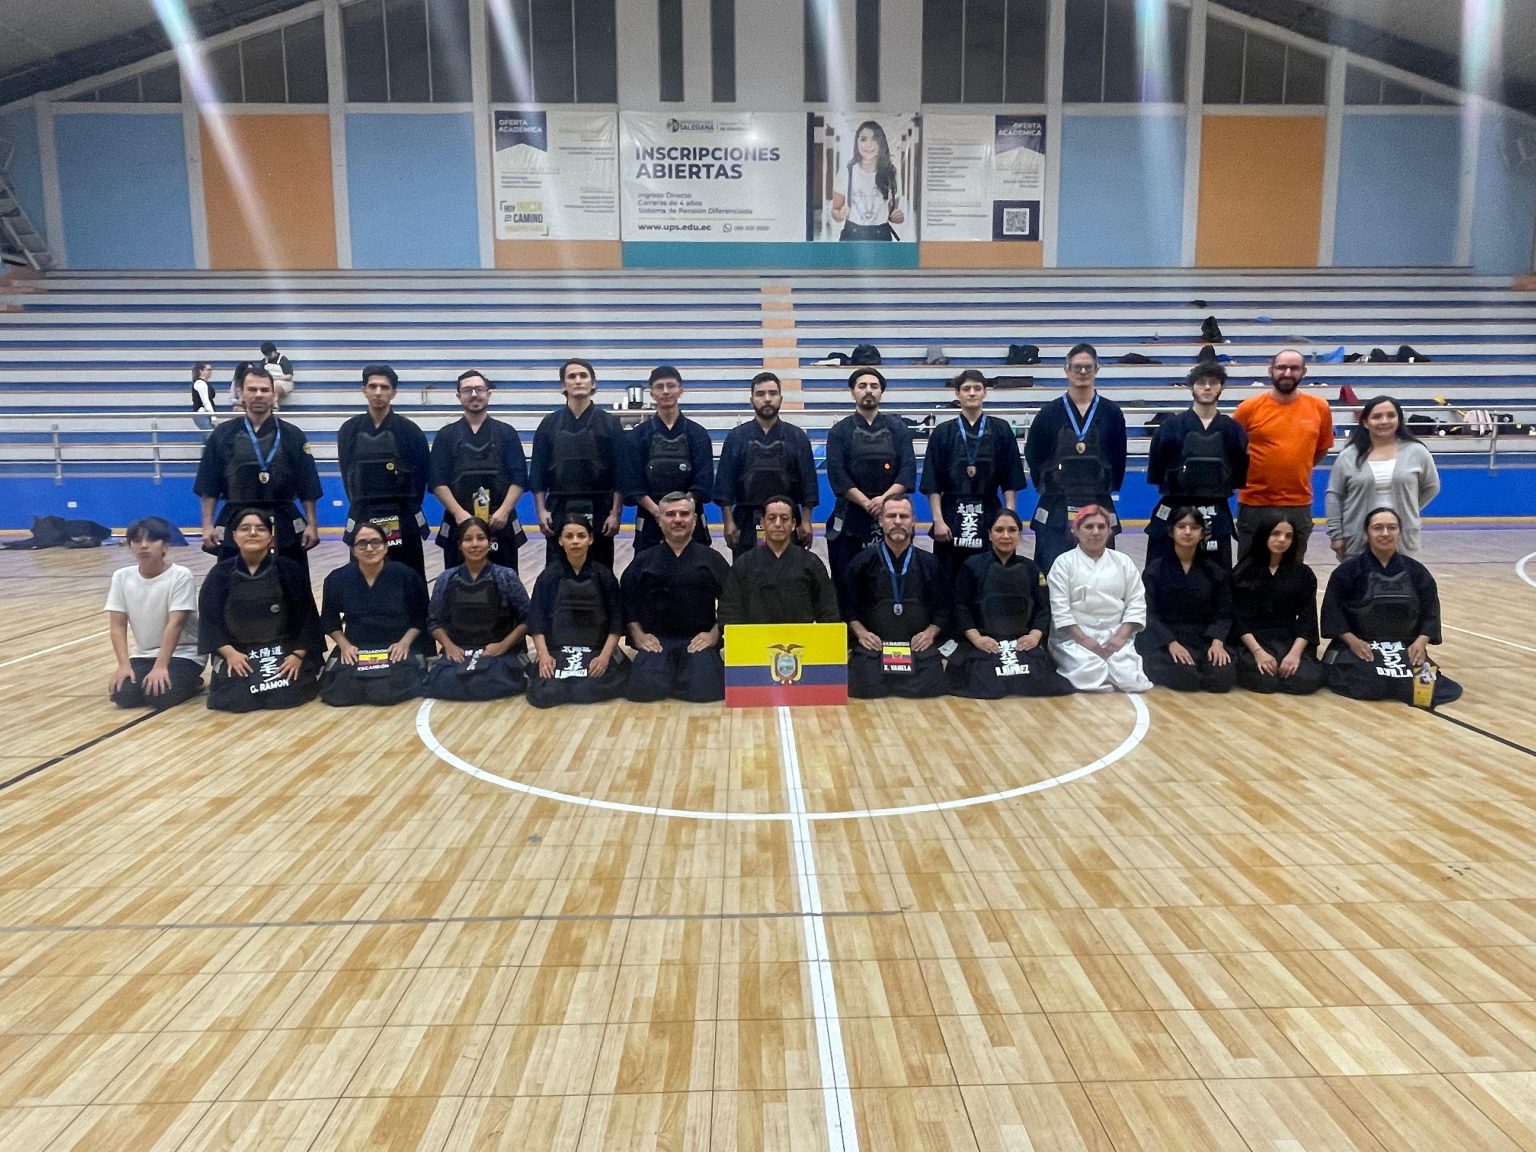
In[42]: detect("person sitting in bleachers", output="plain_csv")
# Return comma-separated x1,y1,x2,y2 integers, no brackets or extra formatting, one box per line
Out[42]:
318,522,431,707
526,517,629,708
422,519,531,702
1230,510,1324,695
198,508,321,712
105,516,205,710
1136,508,1237,693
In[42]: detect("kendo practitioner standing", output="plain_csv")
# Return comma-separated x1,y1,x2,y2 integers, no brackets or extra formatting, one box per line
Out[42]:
531,358,625,570
922,369,1027,586
1145,361,1248,568
825,367,916,616
428,369,529,572
714,372,818,557
719,496,841,625
843,496,950,699
195,365,322,579
626,365,714,553
337,363,432,582
1024,343,1127,576
622,493,732,703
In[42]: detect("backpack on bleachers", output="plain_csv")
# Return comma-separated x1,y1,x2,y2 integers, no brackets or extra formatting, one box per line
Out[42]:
851,344,882,365
1006,344,1040,365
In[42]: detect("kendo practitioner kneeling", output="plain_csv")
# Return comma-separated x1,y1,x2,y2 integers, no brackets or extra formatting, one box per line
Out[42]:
526,517,629,708
948,509,1073,699
843,496,950,700
195,366,322,580
198,508,322,712
422,519,531,701
1136,508,1238,693
719,496,841,625
1321,506,1462,707
531,358,625,571
318,521,431,707
622,493,732,703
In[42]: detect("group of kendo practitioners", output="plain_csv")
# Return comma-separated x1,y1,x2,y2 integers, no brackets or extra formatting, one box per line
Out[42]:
105,347,1461,714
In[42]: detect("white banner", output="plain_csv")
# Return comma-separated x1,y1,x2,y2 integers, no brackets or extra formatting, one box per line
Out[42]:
620,112,807,242
493,110,618,241
807,113,920,243
922,114,1046,242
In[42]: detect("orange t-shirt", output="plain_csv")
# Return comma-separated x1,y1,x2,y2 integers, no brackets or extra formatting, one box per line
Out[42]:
1233,390,1335,506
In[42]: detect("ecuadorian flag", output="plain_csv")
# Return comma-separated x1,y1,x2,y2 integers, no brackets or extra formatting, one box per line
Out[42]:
723,623,848,708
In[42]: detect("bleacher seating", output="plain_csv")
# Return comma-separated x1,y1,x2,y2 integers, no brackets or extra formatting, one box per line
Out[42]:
2,268,1534,483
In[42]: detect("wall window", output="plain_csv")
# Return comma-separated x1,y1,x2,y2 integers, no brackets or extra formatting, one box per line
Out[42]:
1204,19,1326,105
922,0,1047,104
66,63,182,103
805,0,830,103
344,0,472,103
712,0,737,102
1062,0,1187,104
488,0,616,104
1344,64,1453,106
658,0,684,102
203,16,328,104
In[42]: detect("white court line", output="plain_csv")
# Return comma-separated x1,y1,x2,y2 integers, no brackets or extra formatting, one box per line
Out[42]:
777,706,859,1152
1519,551,1536,589
0,630,106,670
415,695,1151,822
1442,625,1536,655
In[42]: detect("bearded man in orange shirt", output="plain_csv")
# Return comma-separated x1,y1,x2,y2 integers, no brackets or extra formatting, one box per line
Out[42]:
1233,349,1335,560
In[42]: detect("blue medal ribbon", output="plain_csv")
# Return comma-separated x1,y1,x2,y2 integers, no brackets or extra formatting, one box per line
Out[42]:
958,415,984,471
242,416,281,482
1061,393,1100,446
880,541,914,616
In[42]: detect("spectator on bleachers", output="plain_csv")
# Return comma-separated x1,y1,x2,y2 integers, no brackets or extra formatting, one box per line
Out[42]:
422,519,531,702
1321,506,1461,707
260,341,295,402
227,361,250,413
1025,343,1128,575
429,370,529,573
337,363,432,582
194,365,321,579
844,497,950,699
190,362,217,438
622,494,731,704
526,517,629,708
1145,361,1249,568
921,369,1026,586
531,358,626,571
625,365,713,553
198,509,321,712
826,367,916,615
1325,395,1440,559
1047,505,1152,694
1137,508,1237,693
105,516,205,711
714,372,818,557
719,496,840,625
1233,349,1335,560
318,522,431,707
1230,510,1324,695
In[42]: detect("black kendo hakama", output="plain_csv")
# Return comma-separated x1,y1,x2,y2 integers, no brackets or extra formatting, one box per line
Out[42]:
947,551,1073,699
421,565,530,701
198,554,321,712
1230,560,1324,695
317,560,431,707
1136,555,1238,693
843,542,950,700
525,560,630,708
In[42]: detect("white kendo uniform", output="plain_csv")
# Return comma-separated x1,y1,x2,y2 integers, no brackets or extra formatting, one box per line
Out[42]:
1047,546,1153,693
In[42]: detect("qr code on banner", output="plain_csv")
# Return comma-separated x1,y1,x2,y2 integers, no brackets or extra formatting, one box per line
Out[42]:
1002,207,1032,236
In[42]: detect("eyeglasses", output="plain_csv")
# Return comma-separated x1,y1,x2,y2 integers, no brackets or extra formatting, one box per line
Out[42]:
354,539,387,550
1068,363,1097,374
458,387,489,396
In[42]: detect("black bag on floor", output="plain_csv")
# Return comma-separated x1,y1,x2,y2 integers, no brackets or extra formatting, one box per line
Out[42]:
3,515,112,550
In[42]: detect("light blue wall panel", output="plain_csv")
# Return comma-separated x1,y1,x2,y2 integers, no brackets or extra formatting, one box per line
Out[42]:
1058,113,1185,267
0,106,47,249
1334,113,1460,266
1472,109,1536,275
346,113,479,268
54,113,194,268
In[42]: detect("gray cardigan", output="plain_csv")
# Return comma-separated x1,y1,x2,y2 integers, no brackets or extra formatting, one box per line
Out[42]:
1324,439,1440,556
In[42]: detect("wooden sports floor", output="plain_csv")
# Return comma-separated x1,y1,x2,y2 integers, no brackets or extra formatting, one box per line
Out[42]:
1,525,1535,1152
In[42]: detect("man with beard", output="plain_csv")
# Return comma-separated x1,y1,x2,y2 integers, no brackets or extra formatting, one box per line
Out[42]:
842,496,950,699
336,363,432,581
195,365,321,577
714,372,818,557
621,493,732,703
719,495,841,625
824,366,916,615
625,365,714,552
1233,348,1335,559
428,369,529,572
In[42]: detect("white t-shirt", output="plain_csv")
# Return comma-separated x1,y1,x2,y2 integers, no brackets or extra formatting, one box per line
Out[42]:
834,163,891,227
1368,458,1395,505
104,563,202,662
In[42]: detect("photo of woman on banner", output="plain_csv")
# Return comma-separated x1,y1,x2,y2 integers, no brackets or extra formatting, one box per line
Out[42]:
811,114,918,242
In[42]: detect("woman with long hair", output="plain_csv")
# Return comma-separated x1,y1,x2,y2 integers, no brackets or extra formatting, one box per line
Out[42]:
830,120,905,241
1136,507,1237,693
1325,395,1440,557
526,516,628,708
1230,509,1324,694
191,361,216,435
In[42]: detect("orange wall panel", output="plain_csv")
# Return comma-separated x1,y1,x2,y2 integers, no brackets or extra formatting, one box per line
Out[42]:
919,242,1045,269
202,114,337,270
494,240,622,270
1196,115,1326,268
